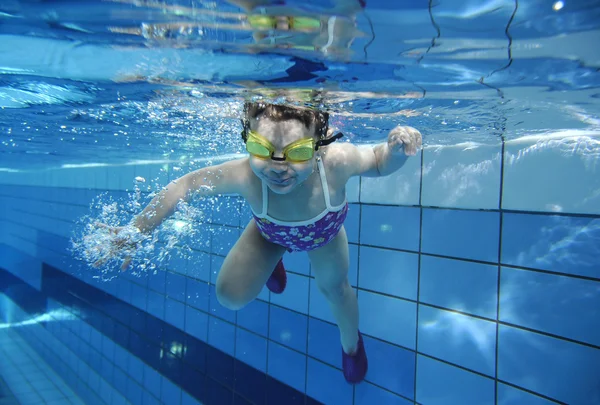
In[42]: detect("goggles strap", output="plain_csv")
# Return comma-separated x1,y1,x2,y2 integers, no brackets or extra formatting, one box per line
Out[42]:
315,132,343,150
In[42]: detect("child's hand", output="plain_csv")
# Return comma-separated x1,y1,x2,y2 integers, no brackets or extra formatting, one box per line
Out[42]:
90,223,146,271
387,126,422,156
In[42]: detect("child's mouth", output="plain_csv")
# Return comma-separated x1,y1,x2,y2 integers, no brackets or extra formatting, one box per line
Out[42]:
269,177,291,185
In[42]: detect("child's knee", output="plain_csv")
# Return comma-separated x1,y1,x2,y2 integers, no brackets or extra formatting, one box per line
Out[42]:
216,278,247,311
317,278,351,302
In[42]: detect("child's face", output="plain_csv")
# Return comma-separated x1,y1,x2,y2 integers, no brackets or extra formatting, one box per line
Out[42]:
248,116,318,195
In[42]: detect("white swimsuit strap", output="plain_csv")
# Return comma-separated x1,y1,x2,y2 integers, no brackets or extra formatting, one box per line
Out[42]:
260,179,269,216
317,156,335,210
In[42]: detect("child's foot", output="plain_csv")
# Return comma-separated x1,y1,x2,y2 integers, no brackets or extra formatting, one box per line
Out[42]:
266,259,287,294
342,330,368,384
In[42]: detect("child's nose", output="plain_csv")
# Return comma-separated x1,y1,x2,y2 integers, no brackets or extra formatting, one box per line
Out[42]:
269,161,288,173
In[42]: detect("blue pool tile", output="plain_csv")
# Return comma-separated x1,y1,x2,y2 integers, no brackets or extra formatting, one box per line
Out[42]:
127,355,145,384
180,362,206,401
363,335,415,399
418,305,497,376
266,376,304,405
185,278,209,312
167,252,188,275
182,390,203,405
345,203,360,244
269,306,308,353
217,385,244,405
282,250,310,276
146,290,165,320
270,272,309,314
498,324,600,405
207,316,235,356
111,391,128,405
112,366,128,397
98,380,112,404
235,359,267,405
267,341,306,393
90,329,102,354
307,317,342,368
497,383,557,405
145,315,164,344
116,281,132,302
211,226,239,256
358,247,418,300
209,197,241,227
143,366,163,399
165,298,186,330
187,251,211,282
211,255,225,285
416,354,494,404
182,334,207,373
130,281,147,310
501,213,599,278
420,255,498,318
422,208,500,262
166,271,187,302
101,334,116,361
306,358,352,405
113,344,128,373
500,267,600,346
161,377,182,405
234,393,253,405
185,306,208,342
237,299,269,337
143,391,161,405
148,269,167,294
360,205,420,251
421,143,502,210
100,357,114,383
235,327,268,372
358,290,416,349
355,382,413,405
209,284,236,323
126,378,143,405
206,345,235,389
188,224,213,254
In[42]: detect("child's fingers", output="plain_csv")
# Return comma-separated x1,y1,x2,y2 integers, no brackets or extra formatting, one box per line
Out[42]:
121,257,132,271
93,256,108,268
95,222,119,234
404,143,417,156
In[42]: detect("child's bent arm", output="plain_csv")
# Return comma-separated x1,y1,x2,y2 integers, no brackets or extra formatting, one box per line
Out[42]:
333,143,405,178
333,125,422,179
132,158,248,233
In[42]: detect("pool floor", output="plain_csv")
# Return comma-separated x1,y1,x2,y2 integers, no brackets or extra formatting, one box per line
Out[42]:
0,327,84,405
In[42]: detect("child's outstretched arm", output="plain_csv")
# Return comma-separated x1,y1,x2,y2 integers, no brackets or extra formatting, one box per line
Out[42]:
91,158,249,270
134,158,249,233
335,125,422,179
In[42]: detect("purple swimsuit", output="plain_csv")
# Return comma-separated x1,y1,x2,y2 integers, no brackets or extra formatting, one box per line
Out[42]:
252,156,348,252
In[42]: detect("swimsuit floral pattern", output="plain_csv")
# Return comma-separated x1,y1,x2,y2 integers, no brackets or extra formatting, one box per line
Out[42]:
254,204,349,252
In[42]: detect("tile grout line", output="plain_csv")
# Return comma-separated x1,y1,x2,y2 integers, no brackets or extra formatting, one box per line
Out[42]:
413,134,426,404
495,135,506,404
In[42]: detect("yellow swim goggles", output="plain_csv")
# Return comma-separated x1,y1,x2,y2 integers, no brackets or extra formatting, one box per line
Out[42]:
243,130,343,163
247,15,321,32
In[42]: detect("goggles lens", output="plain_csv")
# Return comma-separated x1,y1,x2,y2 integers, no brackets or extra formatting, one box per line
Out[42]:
286,145,314,161
246,141,272,158
245,131,315,162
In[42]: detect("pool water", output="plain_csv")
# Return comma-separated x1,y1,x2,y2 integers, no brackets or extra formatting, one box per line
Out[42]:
0,1,599,405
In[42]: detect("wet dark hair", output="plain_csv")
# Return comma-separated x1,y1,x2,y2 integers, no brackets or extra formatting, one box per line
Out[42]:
242,102,329,139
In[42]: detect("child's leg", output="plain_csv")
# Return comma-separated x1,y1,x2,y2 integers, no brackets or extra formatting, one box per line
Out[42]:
307,226,359,354
216,219,286,310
